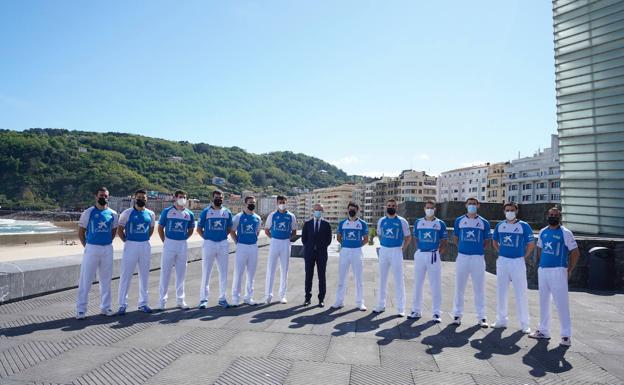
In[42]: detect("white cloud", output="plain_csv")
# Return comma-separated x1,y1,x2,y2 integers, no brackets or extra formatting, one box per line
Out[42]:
417,154,430,160
330,155,360,167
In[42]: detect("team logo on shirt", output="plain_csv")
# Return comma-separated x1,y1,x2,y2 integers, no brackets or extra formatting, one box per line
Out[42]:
277,222,287,230
173,221,185,231
209,219,224,230
346,230,357,240
465,230,476,240
135,223,148,233
544,242,553,251
96,221,109,232
502,235,513,246
422,231,433,240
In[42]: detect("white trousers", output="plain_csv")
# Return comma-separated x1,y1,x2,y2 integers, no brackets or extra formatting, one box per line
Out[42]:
117,240,151,308
453,253,487,320
495,257,529,328
159,238,188,306
411,250,442,315
232,243,259,303
265,238,291,299
538,267,572,338
334,247,364,307
200,239,230,302
376,246,405,312
76,244,113,313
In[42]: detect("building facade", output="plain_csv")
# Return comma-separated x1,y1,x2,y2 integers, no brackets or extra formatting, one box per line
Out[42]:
554,0,624,235
486,162,509,204
311,184,358,225
505,135,561,205
437,164,489,203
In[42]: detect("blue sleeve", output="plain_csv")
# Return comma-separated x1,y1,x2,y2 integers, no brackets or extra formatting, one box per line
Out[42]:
158,209,167,227
362,221,369,235
523,223,534,243
189,211,196,228
484,219,492,240
440,221,448,240
492,223,499,242
337,220,343,234
226,212,233,231
197,209,205,230
453,217,460,236
413,219,419,236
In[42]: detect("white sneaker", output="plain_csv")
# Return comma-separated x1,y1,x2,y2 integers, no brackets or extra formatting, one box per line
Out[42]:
490,322,507,329
280,297,288,304
177,302,190,310
244,299,258,306
264,296,273,304
331,303,344,309
479,319,489,328
560,336,571,346
521,326,531,334
528,330,551,340
432,314,442,323
358,304,367,311
397,311,406,318
452,316,461,325
100,309,114,317
372,306,385,313
76,311,86,320
407,311,421,319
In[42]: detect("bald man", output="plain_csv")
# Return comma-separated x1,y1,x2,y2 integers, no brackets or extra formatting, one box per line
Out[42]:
301,204,332,307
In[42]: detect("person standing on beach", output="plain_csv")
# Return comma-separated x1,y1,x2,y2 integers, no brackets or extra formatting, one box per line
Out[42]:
76,187,119,319
116,189,156,315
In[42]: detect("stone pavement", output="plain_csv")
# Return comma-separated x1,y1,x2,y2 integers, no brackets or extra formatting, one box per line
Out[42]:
0,242,623,385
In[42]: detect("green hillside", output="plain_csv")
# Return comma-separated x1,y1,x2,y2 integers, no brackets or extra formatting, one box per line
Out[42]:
0,128,363,210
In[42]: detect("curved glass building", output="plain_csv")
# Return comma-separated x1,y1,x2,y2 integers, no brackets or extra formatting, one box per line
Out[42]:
554,0,624,235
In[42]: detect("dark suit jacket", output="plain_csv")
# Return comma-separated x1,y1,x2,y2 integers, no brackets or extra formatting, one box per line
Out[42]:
301,218,332,259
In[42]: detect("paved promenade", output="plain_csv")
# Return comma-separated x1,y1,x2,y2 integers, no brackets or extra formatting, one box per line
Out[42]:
1,243,623,384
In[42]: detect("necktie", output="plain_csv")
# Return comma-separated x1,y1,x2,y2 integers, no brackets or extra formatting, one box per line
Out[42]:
315,220,319,234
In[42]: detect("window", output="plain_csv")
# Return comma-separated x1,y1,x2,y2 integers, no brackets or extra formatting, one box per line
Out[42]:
522,195,531,202
492,190,498,197
522,183,532,190
551,181,560,188
551,193,561,200
537,182,546,189
481,187,485,192
536,194,547,201
509,185,518,191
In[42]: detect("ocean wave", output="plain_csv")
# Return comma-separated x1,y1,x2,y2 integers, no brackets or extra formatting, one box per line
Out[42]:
0,219,72,235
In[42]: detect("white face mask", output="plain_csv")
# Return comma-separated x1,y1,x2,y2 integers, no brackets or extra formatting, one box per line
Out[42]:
505,211,516,221
176,198,187,207
278,204,286,211
425,208,435,217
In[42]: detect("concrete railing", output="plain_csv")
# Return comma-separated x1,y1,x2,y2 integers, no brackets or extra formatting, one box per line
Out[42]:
0,237,270,304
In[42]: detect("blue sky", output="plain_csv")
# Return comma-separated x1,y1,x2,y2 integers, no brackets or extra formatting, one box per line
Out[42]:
0,1,556,176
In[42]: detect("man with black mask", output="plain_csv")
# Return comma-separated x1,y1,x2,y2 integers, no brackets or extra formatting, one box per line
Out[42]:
116,189,156,315
529,207,580,347
230,196,262,306
76,187,119,319
197,190,233,309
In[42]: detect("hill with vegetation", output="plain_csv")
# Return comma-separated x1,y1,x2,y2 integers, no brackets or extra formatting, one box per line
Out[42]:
0,128,365,209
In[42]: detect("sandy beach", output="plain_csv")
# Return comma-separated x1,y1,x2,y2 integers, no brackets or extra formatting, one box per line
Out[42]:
0,226,207,262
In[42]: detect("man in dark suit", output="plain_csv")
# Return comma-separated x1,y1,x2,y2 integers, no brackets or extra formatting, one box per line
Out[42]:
301,203,332,307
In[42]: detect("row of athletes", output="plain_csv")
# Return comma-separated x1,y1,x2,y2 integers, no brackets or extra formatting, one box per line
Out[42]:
76,187,578,346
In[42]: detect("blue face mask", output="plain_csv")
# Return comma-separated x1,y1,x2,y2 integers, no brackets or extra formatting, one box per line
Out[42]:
467,204,478,214
313,211,322,219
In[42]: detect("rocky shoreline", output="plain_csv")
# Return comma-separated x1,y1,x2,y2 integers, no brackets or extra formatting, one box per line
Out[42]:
0,210,81,222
